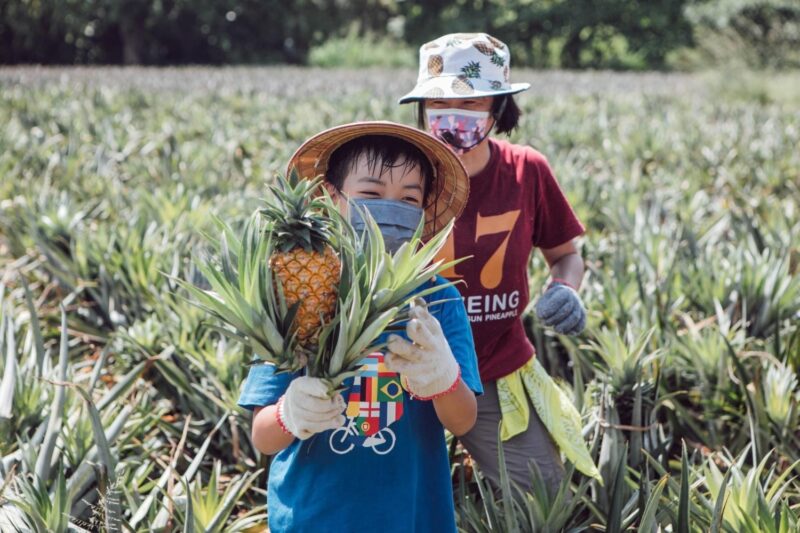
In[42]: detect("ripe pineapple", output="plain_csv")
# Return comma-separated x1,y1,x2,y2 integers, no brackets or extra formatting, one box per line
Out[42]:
261,175,341,346
428,55,444,76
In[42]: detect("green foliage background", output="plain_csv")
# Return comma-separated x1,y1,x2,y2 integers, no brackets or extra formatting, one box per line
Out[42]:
2,0,799,69
0,66,799,530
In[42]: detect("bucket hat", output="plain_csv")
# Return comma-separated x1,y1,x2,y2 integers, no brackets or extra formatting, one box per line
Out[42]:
399,33,530,104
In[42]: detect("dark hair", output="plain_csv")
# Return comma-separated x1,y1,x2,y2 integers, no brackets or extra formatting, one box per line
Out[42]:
416,95,521,135
326,135,435,205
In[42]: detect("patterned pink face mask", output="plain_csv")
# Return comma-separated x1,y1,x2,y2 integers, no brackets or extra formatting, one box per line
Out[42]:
426,108,491,154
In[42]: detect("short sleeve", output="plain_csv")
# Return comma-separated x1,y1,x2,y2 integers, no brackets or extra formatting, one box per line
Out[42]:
529,153,585,249
237,363,296,411
425,278,483,395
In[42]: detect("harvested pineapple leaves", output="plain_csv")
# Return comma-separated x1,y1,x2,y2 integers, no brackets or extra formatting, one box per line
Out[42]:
175,175,343,375
312,208,465,390
179,174,464,394
173,213,305,372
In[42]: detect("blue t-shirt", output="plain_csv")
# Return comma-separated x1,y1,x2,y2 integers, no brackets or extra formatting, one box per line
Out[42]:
238,276,482,533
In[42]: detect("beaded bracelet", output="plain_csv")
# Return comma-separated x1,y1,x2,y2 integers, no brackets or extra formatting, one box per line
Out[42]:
274,396,293,436
407,368,462,401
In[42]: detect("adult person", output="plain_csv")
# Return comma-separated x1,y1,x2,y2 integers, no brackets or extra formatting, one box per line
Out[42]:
399,33,593,492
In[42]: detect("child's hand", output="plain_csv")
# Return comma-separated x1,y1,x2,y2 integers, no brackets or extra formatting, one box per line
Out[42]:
278,376,346,440
385,298,460,400
535,282,586,335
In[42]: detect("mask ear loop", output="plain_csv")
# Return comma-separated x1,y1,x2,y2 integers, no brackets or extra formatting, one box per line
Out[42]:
493,95,508,124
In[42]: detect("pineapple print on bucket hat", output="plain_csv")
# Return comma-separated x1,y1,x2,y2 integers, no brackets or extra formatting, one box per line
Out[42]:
287,121,469,240
399,33,530,104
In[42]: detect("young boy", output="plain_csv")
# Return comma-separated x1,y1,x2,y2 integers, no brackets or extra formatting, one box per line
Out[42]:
238,122,482,533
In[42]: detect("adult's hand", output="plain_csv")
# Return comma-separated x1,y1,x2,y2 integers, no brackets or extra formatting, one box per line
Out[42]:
535,282,586,335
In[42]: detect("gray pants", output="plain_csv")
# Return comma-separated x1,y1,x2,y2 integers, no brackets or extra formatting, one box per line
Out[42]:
459,380,564,494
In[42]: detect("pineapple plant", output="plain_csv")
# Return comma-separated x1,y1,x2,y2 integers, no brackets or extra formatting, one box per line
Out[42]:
260,173,341,346
174,172,341,373
428,55,444,76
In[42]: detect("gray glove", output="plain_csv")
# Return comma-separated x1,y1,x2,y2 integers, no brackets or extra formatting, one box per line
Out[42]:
535,282,586,335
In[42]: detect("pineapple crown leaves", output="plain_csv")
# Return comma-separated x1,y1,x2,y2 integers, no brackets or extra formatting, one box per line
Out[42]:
172,212,308,370
309,216,463,392
178,179,461,395
259,170,340,254
460,60,482,79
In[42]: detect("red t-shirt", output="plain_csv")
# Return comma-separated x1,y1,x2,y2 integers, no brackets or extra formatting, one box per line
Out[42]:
434,138,585,382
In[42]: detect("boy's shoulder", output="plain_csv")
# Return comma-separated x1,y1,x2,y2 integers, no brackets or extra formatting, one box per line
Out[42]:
419,275,461,300
417,276,466,320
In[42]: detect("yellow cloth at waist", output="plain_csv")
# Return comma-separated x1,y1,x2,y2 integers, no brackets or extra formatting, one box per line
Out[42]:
496,357,601,481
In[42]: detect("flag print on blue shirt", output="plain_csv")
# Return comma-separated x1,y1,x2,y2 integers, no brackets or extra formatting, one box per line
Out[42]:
329,352,404,455
237,277,482,533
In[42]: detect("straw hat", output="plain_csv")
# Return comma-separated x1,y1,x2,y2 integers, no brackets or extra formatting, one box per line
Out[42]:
399,33,530,104
287,121,469,239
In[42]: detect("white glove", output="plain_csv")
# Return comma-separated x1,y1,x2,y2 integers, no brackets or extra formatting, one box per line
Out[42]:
278,376,346,440
385,299,460,399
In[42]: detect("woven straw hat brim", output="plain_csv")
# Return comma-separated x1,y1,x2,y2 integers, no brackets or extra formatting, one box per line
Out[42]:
287,121,469,240
399,76,530,104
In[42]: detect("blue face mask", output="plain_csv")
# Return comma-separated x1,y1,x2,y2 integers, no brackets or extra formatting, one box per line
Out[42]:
349,199,424,254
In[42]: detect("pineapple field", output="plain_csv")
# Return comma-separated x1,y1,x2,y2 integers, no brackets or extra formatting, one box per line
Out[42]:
1,66,799,531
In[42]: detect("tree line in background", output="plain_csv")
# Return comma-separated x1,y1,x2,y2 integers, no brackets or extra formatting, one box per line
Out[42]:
1,0,799,70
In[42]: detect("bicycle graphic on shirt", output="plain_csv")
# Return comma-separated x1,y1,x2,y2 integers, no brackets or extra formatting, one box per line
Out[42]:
327,352,405,456
329,418,397,455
